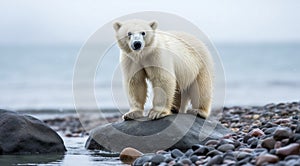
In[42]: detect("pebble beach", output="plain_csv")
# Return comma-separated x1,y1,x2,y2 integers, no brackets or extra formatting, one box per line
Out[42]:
43,101,300,165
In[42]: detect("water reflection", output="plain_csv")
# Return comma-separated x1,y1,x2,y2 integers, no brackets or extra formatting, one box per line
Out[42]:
0,154,64,165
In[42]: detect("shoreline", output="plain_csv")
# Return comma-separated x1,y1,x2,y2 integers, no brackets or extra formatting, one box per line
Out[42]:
34,101,300,138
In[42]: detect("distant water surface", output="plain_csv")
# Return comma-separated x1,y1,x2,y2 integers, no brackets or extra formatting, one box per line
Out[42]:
0,43,299,110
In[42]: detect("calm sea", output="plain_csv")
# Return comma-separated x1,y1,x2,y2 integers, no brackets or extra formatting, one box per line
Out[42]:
0,43,299,110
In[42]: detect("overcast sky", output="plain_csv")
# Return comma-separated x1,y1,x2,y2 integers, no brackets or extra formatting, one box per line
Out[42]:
0,0,299,45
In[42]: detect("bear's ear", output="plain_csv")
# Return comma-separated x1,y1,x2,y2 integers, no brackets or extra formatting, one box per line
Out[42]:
149,20,158,30
113,21,122,31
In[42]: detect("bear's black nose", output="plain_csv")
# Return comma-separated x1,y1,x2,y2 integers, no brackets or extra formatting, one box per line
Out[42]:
133,41,142,50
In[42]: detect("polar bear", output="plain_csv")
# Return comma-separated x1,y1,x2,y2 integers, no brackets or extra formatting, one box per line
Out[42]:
113,19,214,120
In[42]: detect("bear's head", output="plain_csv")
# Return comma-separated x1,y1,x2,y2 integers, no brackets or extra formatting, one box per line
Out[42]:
113,19,158,53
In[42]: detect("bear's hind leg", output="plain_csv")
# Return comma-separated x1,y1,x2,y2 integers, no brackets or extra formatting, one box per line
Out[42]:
171,85,181,113
187,72,212,119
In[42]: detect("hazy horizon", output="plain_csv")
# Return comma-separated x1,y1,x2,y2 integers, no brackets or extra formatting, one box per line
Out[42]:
0,0,300,45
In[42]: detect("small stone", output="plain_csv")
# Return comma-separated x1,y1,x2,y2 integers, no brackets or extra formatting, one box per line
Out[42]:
264,122,276,128
217,144,235,152
207,150,223,157
65,130,73,137
236,152,252,160
264,127,277,135
193,146,209,156
274,118,290,124
206,155,223,166
119,147,143,165
286,159,300,166
250,140,258,149
150,154,165,165
191,144,202,151
274,141,282,149
253,148,268,155
284,155,300,161
168,160,176,165
276,103,287,109
132,154,153,166
224,151,236,161
190,155,199,163
205,140,219,146
171,149,184,158
184,149,194,157
237,157,251,165
195,160,202,165
281,138,290,146
295,124,300,133
247,137,258,145
239,148,254,153
220,139,235,145
253,114,260,120
291,133,300,143
233,140,241,148
256,154,279,166
178,158,193,165
249,128,265,137
223,159,236,165
164,157,173,163
243,135,252,143
275,143,300,157
261,137,276,150
273,127,293,141
156,150,168,155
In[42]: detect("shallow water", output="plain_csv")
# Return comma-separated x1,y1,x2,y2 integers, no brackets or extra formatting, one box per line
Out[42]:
0,135,124,166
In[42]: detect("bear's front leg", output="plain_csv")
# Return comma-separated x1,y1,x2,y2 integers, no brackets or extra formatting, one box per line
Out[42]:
123,70,147,120
148,73,176,120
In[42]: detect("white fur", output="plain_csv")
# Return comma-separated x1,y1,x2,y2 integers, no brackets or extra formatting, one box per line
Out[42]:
113,19,214,120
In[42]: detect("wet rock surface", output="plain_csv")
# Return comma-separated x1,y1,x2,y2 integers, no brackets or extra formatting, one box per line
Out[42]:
0,110,66,154
85,114,231,153
128,102,300,165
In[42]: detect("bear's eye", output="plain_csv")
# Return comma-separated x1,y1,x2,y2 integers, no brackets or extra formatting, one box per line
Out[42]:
127,32,132,37
141,32,146,36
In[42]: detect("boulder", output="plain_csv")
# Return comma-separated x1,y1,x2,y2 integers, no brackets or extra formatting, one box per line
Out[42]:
85,114,231,153
0,109,66,154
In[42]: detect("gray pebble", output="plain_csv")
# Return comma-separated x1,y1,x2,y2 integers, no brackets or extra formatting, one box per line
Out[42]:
224,151,236,161
150,154,165,165
207,150,223,157
133,154,153,166
178,158,192,165
217,143,235,152
264,127,277,135
236,151,252,160
206,155,223,166
284,155,300,161
261,137,276,150
291,133,300,143
205,140,219,146
171,149,184,158
273,127,293,141
192,146,209,156
296,123,300,133
189,155,199,163
237,157,251,165
184,149,193,157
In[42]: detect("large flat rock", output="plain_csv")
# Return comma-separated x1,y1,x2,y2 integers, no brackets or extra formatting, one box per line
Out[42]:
85,114,232,153
0,110,66,154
